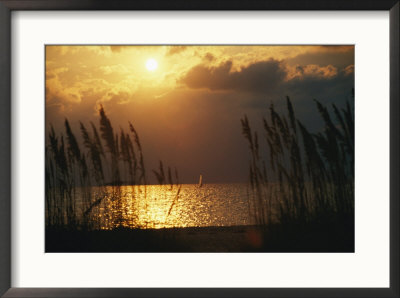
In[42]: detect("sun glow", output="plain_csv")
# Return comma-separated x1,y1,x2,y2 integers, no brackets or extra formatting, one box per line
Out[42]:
146,58,158,71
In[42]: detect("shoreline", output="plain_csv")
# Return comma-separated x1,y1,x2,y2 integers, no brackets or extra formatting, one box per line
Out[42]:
46,219,354,253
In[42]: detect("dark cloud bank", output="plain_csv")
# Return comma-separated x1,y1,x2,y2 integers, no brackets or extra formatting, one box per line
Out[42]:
179,58,354,106
180,59,287,94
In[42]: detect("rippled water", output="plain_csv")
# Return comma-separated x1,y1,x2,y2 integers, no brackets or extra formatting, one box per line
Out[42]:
78,183,254,229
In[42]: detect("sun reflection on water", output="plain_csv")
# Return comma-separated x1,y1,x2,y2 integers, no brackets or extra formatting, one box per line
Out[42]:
76,183,253,230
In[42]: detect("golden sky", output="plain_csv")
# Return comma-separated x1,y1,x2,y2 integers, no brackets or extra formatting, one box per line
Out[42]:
46,45,354,183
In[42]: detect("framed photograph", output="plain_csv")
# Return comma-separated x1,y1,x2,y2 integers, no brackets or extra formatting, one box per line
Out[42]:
1,1,399,297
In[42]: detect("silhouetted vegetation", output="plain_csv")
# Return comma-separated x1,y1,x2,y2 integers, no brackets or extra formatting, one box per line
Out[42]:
241,95,354,251
46,95,354,252
45,105,181,230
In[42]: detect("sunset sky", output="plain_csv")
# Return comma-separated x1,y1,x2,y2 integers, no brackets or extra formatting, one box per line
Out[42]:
46,45,354,184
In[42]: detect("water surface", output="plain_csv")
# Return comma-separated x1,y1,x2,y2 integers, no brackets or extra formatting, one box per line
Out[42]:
76,183,255,229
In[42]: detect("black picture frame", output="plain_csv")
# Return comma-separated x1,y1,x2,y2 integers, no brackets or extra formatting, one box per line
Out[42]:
0,1,398,297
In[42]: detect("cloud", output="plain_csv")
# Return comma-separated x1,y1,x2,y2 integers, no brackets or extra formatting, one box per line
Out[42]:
99,64,130,75
179,59,286,94
203,52,215,62
46,67,82,107
180,58,353,96
343,64,354,76
286,64,339,81
179,58,354,124
287,48,354,69
285,67,353,96
102,90,132,105
166,46,187,56
109,45,131,53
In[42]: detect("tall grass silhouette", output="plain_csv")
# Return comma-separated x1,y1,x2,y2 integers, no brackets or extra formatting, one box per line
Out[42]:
241,95,354,236
46,94,354,251
45,106,181,230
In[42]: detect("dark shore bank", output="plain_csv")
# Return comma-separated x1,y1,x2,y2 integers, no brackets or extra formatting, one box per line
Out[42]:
46,216,354,253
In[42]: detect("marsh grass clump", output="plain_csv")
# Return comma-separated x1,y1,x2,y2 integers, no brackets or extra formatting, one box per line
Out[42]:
45,106,180,231
242,95,354,249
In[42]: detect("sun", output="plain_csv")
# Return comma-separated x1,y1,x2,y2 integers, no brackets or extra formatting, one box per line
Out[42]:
146,58,158,71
